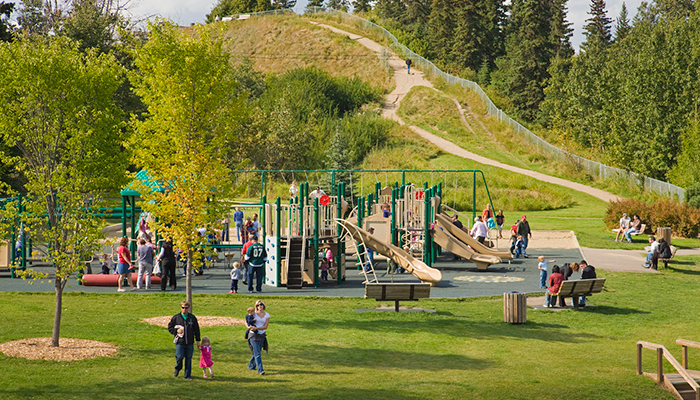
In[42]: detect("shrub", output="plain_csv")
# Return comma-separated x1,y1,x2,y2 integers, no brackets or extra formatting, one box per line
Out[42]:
687,182,700,209
605,198,700,238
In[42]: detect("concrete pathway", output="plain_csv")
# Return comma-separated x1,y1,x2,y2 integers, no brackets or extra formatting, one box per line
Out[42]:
312,22,620,204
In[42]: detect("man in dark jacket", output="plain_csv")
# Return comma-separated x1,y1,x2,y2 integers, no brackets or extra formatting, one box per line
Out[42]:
516,215,532,258
579,260,597,306
168,301,201,380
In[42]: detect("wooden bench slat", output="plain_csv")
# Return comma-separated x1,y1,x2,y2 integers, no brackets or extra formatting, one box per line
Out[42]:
553,278,606,297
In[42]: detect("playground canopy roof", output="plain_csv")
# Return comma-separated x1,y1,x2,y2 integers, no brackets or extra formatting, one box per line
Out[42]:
120,170,165,197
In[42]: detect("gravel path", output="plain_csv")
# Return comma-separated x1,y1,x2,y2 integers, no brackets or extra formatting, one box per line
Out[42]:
313,22,620,203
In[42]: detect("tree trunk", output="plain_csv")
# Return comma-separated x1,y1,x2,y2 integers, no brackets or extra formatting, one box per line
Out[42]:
52,278,63,347
186,249,193,313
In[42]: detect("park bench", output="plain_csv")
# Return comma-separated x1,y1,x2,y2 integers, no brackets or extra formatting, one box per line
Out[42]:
612,224,646,238
658,245,678,269
549,278,606,308
365,283,430,312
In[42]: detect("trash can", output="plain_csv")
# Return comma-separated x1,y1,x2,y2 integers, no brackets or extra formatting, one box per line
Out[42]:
504,292,527,324
657,227,671,245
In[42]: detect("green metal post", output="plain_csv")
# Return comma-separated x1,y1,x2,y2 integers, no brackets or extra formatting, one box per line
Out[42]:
367,193,373,216
121,195,127,238
18,193,26,270
261,195,267,242
391,187,397,246
313,197,319,288
260,171,265,203
358,197,364,230
375,182,380,202
473,171,477,222
424,188,431,266
331,171,335,197
402,170,405,186
130,196,136,256
275,197,281,287
337,181,343,285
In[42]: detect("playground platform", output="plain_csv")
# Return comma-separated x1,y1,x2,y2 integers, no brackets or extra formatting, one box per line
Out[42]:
0,247,585,298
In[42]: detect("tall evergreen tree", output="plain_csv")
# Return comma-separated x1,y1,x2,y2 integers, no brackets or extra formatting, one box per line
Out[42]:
451,0,481,70
427,0,455,62
405,0,431,25
548,0,574,58
581,0,612,52
352,0,372,13
614,2,631,41
492,0,555,120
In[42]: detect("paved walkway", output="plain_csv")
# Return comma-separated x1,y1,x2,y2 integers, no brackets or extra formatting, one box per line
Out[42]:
313,23,620,204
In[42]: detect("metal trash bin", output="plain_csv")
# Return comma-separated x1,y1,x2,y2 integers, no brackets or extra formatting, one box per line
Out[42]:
504,291,527,324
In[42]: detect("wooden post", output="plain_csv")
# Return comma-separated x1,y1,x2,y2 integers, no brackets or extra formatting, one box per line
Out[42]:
657,347,664,383
637,343,643,375
683,345,688,369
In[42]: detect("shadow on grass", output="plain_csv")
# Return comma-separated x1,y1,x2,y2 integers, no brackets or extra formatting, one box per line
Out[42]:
282,344,492,371
587,306,650,315
276,318,597,343
665,262,700,276
0,376,428,400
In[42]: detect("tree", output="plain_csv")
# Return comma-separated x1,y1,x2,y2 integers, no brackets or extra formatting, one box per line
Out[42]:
581,0,612,52
129,20,245,310
427,0,456,62
0,2,14,42
669,111,700,188
272,0,297,9
615,2,631,41
0,35,128,347
61,0,121,53
352,0,371,13
206,0,272,22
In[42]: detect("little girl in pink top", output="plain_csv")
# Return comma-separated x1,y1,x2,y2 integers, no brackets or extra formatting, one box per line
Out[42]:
199,336,214,378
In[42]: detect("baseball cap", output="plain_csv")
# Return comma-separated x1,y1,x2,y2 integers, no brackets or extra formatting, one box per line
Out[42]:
623,213,627,217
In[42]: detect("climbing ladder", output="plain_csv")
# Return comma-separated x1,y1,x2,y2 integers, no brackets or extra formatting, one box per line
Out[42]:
637,339,700,400
336,218,377,284
283,210,306,290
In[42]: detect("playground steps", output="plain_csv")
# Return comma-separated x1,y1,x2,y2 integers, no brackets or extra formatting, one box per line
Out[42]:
285,237,304,289
666,372,700,400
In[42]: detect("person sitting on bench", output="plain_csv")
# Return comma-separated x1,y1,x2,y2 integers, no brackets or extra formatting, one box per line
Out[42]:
615,213,631,242
623,215,642,243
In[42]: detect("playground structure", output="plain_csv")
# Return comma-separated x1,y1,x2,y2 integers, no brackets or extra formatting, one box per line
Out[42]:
2,169,506,288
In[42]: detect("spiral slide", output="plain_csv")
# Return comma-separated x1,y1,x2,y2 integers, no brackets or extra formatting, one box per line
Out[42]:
339,220,442,286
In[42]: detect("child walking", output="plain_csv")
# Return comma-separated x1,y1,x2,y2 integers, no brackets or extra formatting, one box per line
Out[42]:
537,256,556,289
230,261,242,294
199,336,214,378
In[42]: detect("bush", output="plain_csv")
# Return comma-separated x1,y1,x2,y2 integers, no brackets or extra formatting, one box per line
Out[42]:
605,198,700,238
687,182,700,209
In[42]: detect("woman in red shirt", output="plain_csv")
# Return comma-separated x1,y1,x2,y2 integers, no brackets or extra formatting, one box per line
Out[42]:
116,237,135,292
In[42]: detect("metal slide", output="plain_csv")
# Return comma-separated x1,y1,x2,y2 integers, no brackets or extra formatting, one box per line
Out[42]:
436,213,514,260
337,219,442,286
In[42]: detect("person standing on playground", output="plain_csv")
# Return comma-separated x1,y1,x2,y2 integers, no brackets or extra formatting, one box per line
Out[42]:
482,204,493,224
230,261,242,294
136,238,155,290
251,214,261,237
406,58,412,73
495,210,505,239
158,239,177,291
233,208,244,242
365,227,375,271
116,237,135,292
247,300,270,375
221,213,230,243
516,215,532,258
245,235,267,293
537,256,556,289
168,301,200,380
289,181,298,198
470,216,488,244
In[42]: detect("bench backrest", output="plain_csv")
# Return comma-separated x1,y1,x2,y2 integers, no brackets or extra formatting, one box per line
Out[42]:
556,278,606,296
365,283,431,300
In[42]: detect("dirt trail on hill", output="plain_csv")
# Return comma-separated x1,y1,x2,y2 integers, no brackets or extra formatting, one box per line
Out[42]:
313,22,620,203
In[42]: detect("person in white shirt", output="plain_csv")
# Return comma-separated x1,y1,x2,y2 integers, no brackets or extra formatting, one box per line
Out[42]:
470,216,488,244
643,236,659,268
615,213,631,242
310,186,326,199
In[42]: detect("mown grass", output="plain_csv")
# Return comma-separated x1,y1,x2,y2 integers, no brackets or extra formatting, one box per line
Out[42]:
5,261,700,400
220,15,392,93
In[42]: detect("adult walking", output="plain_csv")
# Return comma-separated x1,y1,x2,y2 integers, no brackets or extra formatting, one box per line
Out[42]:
115,237,135,292
159,239,177,291
405,58,412,73
516,215,532,258
247,300,270,375
168,301,200,380
245,235,267,293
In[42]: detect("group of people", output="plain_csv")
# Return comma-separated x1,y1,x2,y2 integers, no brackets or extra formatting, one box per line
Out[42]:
614,213,643,242
540,258,597,308
510,215,532,258
167,299,270,380
643,235,672,270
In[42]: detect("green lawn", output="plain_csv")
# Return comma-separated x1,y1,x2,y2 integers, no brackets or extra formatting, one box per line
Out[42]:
2,268,695,400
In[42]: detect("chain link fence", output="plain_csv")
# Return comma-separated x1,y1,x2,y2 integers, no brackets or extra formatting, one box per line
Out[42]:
223,8,686,201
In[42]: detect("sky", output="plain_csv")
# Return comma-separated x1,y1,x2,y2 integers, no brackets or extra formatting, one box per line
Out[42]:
127,0,645,50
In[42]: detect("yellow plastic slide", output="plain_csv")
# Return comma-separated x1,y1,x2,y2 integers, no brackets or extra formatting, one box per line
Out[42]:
431,222,501,270
436,213,513,260
339,220,442,286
